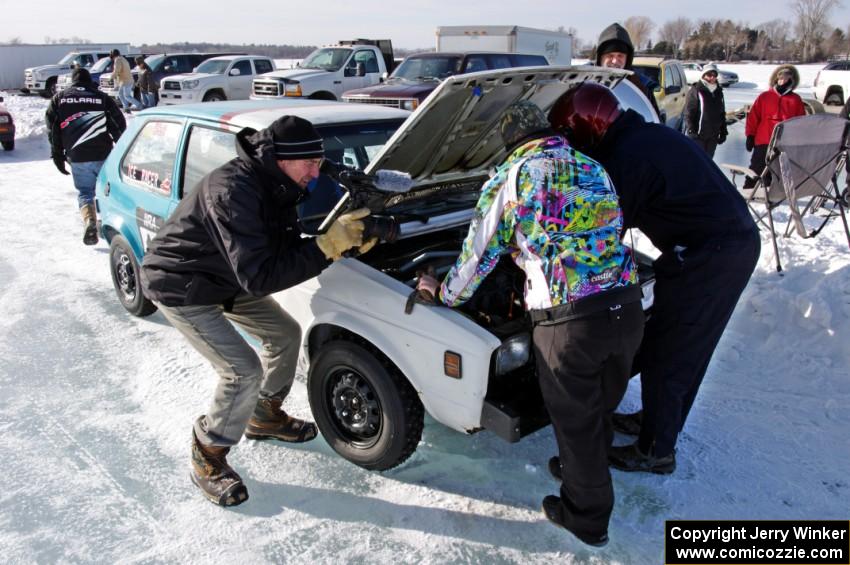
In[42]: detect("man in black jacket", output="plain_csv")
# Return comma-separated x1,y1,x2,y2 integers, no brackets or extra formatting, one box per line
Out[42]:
549,83,760,474
595,23,662,121
684,64,728,157
45,67,126,245
141,115,374,506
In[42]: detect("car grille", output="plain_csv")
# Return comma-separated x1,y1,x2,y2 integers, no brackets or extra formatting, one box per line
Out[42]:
253,80,282,97
343,97,405,109
163,81,181,91
100,77,114,89
25,71,33,80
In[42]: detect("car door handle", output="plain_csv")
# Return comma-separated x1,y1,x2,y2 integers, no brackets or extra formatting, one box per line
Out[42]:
334,80,341,84
105,182,110,197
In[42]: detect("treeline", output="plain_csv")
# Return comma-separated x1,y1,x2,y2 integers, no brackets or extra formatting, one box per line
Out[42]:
575,1,849,63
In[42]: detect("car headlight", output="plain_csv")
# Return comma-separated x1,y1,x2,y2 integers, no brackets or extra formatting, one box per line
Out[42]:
182,79,199,90
284,82,302,96
0,115,9,124
401,99,419,111
494,333,531,376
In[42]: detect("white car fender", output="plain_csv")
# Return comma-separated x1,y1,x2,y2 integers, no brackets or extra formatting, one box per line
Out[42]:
274,258,502,433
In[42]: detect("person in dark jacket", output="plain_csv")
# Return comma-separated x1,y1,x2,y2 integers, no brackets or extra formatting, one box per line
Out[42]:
549,83,760,474
744,64,806,188
140,115,375,507
595,23,662,121
45,67,126,245
684,63,728,157
135,57,156,108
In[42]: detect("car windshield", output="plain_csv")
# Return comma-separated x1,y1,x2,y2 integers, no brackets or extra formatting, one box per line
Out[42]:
195,59,230,74
297,120,406,231
391,56,462,81
90,57,113,72
632,65,660,84
300,48,352,71
58,53,80,65
145,54,166,72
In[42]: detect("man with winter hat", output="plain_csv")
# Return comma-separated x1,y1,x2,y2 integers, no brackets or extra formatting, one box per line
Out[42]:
684,63,728,157
45,66,126,245
595,23,662,120
417,101,645,547
744,64,806,187
140,114,376,507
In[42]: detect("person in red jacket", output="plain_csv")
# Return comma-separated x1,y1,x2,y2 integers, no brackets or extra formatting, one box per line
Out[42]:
744,64,806,188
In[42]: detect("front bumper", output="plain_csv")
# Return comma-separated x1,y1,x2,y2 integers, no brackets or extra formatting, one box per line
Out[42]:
25,79,44,91
158,91,200,105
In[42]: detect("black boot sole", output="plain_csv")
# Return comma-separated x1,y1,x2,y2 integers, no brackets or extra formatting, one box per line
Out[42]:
190,471,249,507
83,224,98,246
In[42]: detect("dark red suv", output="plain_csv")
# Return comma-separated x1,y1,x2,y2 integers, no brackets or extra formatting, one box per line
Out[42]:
0,96,15,151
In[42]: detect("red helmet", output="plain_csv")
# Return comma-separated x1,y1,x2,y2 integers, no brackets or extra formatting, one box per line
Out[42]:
548,82,622,153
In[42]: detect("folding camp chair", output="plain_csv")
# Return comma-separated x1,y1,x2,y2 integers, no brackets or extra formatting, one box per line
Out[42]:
724,113,850,272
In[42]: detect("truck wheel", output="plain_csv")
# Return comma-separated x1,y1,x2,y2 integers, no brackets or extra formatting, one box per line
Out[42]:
1,140,13,151
41,77,57,98
308,340,424,471
109,235,157,317
308,91,337,101
203,91,226,102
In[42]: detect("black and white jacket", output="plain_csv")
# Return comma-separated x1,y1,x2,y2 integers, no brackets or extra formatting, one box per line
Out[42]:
45,80,126,162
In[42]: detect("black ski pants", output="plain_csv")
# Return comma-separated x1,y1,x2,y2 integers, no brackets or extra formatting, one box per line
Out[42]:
744,145,769,188
637,229,760,457
533,292,644,536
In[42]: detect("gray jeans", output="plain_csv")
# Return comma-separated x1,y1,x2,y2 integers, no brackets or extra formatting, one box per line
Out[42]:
155,295,301,447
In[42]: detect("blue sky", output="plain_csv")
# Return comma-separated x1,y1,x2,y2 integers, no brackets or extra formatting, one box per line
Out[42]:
3,0,850,49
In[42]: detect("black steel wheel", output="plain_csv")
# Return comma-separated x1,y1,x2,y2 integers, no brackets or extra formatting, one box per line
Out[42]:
309,340,423,470
109,235,156,317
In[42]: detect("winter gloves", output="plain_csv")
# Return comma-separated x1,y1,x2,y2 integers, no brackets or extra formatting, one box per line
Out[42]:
315,208,377,261
404,267,442,314
717,133,727,145
52,150,69,175
745,135,755,152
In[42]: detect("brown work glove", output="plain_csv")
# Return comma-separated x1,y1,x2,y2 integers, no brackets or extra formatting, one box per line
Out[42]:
316,208,370,261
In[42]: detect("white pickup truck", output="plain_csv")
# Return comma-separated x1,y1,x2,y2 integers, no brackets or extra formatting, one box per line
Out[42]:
158,55,276,105
251,39,394,101
813,60,850,105
24,49,119,97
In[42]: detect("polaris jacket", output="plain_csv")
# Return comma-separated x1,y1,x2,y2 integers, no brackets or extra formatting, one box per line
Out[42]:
45,80,126,163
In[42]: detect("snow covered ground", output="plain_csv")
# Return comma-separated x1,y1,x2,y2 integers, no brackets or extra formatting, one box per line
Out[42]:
0,63,848,564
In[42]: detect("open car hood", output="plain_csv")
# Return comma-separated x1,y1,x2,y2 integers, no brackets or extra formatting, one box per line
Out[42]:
364,65,634,202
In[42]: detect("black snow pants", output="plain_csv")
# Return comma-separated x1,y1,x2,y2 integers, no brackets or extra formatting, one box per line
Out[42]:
637,228,761,458
691,137,718,159
532,286,644,537
744,145,769,188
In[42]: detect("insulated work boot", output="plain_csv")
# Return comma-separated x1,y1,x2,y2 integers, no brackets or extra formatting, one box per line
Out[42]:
612,410,643,436
190,428,248,507
608,442,676,475
541,495,610,548
244,396,318,443
80,204,98,246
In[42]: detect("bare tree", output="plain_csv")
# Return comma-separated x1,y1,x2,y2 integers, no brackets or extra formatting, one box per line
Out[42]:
2,37,23,45
624,16,655,52
791,0,841,61
659,17,693,55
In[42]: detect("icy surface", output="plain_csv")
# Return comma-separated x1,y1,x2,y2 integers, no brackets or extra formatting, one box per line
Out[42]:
0,63,848,564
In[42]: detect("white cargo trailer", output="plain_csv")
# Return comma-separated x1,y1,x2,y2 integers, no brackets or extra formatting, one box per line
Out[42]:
435,26,572,65
0,43,130,91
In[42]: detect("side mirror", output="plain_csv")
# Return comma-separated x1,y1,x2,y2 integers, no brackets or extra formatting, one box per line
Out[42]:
380,71,388,82
0,96,4,103
164,65,172,72
356,62,366,77
229,68,241,76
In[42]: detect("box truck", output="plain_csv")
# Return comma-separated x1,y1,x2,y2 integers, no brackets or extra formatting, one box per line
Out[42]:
435,26,572,65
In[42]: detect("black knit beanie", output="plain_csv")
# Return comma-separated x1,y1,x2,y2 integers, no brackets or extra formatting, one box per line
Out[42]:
269,115,324,160
71,67,92,85
598,40,630,57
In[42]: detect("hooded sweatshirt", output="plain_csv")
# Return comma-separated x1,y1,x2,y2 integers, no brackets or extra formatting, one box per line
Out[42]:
140,126,329,307
595,23,662,120
745,64,806,146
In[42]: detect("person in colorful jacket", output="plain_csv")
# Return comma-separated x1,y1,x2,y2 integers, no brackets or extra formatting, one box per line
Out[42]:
418,101,645,547
684,63,728,157
744,64,806,187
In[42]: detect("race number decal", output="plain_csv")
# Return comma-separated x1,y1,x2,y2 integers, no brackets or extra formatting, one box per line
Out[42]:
135,208,165,252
